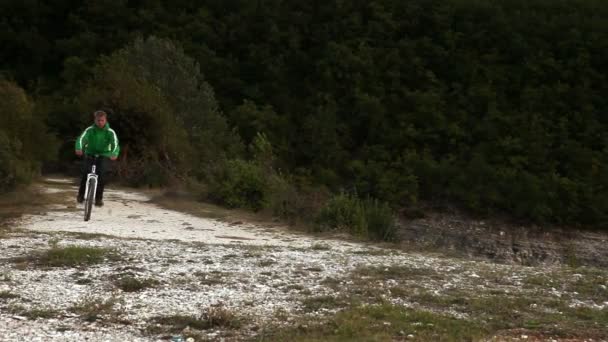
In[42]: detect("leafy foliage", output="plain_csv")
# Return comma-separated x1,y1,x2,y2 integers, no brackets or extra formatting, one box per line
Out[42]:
2,0,607,227
207,159,269,211
0,80,56,191
76,36,242,186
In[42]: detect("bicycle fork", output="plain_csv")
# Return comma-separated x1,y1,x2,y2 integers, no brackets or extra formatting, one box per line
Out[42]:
84,165,99,201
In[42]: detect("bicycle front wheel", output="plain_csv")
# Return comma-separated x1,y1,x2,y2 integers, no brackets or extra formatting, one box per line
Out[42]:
84,178,95,221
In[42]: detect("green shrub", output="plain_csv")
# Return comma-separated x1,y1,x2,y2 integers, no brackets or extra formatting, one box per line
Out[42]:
207,159,268,211
315,193,397,241
266,173,330,224
363,198,397,241
315,193,366,235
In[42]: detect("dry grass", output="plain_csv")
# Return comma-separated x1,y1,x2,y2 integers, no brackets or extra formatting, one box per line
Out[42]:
69,295,124,322
0,290,19,299
13,245,122,268
113,275,160,292
300,295,349,313
8,304,60,319
146,304,242,335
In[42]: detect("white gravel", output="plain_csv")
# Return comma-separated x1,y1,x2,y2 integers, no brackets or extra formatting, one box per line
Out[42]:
1,178,606,341
1,178,421,341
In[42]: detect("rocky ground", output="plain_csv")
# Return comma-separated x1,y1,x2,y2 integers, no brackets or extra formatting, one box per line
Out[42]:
0,178,606,341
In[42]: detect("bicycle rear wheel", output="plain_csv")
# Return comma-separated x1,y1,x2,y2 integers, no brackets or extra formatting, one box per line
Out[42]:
84,178,95,221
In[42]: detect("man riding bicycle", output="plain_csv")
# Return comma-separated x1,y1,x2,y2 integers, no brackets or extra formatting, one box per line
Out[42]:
75,110,120,207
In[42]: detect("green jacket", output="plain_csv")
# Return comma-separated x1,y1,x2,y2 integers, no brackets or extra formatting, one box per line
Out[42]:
75,123,120,158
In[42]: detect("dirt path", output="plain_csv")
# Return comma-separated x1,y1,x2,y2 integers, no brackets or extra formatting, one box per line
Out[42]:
21,178,359,249
0,178,606,341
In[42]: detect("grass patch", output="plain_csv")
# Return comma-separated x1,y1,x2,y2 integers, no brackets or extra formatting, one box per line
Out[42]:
193,271,227,285
283,284,305,292
259,303,486,341
258,259,277,267
305,266,323,272
409,290,608,339
0,290,19,299
69,296,123,322
8,304,61,319
147,305,241,334
320,277,342,290
114,276,159,292
353,265,439,280
75,278,93,285
310,243,331,251
301,295,348,313
14,245,121,267
565,267,608,301
69,232,117,240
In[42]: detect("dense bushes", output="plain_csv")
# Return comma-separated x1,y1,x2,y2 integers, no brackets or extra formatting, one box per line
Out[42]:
0,80,56,192
2,0,607,228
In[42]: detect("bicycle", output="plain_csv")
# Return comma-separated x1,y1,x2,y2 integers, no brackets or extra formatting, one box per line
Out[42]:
83,155,100,221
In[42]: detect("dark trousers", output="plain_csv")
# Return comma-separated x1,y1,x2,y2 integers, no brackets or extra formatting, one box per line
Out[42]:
78,156,108,201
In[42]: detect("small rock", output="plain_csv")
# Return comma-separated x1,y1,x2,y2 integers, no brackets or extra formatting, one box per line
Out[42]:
407,334,415,339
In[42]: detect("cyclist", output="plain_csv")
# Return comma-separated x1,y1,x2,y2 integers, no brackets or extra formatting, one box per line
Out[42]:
75,110,120,207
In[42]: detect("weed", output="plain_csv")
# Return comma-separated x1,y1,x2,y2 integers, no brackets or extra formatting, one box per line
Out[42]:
5,304,58,319
0,291,19,299
304,266,323,272
301,295,348,312
14,245,121,268
75,278,93,285
283,284,304,292
148,305,241,334
320,277,341,290
114,276,159,292
47,237,60,248
70,295,123,322
21,308,60,319
310,243,331,251
258,259,276,267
